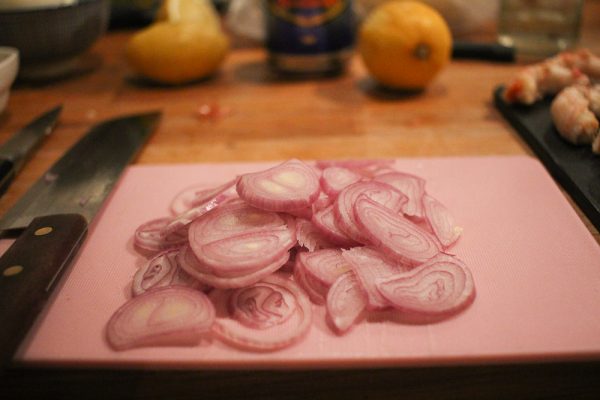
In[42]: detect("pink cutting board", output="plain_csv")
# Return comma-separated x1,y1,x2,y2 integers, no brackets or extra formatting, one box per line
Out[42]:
13,156,600,369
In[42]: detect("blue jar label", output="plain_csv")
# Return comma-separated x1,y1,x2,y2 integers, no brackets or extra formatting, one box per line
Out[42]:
266,0,356,55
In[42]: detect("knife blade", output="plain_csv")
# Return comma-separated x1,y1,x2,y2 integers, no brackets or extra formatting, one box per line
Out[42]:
0,110,161,368
0,105,62,196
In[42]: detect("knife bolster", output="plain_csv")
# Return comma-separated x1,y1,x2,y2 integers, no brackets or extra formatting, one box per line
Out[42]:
0,213,88,368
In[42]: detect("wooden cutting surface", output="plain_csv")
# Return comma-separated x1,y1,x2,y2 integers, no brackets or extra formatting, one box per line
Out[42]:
1,1,600,399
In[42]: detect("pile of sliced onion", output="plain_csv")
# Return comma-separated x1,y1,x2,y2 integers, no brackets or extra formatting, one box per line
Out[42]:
107,158,475,352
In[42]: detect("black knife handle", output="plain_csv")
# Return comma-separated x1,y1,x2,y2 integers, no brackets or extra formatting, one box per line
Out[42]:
0,159,16,197
0,214,88,369
452,41,516,62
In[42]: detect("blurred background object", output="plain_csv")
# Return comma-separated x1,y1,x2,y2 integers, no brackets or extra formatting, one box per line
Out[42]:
225,0,500,43
0,0,77,10
356,1,499,39
497,0,584,59
264,0,356,76
109,0,227,27
0,0,110,82
109,0,160,27
125,0,229,84
0,47,19,113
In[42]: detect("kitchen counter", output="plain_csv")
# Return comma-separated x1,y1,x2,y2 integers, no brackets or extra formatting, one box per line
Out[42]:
1,2,600,398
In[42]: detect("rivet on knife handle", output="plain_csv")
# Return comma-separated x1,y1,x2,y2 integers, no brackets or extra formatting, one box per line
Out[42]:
0,214,88,368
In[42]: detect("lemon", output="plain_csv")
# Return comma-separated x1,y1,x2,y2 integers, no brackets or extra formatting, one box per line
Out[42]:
358,0,452,90
126,0,229,85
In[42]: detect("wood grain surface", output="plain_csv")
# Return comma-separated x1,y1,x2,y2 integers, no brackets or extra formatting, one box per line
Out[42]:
1,1,600,398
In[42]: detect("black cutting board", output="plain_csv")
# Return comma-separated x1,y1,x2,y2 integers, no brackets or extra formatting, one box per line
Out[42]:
493,86,600,231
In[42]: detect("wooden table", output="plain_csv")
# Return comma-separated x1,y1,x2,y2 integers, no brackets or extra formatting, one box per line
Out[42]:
2,2,600,398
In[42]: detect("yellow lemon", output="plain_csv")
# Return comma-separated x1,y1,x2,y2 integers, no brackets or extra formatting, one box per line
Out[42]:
358,0,452,90
126,0,229,85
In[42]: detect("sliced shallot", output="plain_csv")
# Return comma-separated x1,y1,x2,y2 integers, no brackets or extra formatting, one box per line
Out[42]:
162,190,236,237
354,196,441,266
236,159,320,212
134,217,188,255
320,167,362,197
293,249,351,304
314,159,395,175
188,199,295,275
178,245,289,289
106,286,215,351
311,205,358,248
341,247,408,310
376,254,476,319
326,271,368,334
210,273,312,351
422,194,462,248
374,171,427,220
170,179,237,215
196,227,295,276
189,199,288,243
334,181,407,244
132,248,204,296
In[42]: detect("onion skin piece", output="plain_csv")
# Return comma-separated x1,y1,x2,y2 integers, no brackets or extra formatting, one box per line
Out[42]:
422,194,462,249
106,286,215,351
210,273,313,351
295,219,334,252
326,271,368,334
376,254,476,319
236,159,321,212
354,196,441,266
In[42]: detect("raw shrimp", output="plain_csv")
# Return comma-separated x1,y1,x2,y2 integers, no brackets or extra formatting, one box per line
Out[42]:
504,49,600,105
550,84,599,150
586,83,600,117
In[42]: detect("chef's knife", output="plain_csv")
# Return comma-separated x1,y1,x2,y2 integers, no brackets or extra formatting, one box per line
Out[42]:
0,110,161,368
0,106,62,196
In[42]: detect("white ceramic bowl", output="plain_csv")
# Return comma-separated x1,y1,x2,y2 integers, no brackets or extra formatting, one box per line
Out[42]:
0,47,19,113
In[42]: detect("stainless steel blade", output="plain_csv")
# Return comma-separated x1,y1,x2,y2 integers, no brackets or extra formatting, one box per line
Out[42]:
0,105,62,173
0,111,161,232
